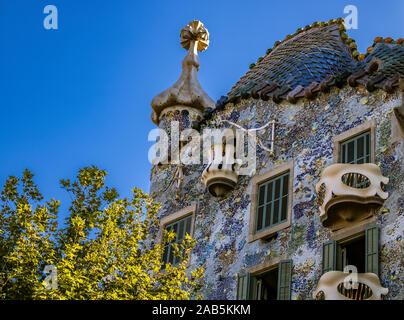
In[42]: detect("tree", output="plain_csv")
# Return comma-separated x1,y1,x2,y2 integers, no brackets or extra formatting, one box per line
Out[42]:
0,167,204,299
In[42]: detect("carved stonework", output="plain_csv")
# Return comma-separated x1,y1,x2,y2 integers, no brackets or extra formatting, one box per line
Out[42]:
151,20,215,125
313,271,388,300
315,163,389,230
201,133,242,197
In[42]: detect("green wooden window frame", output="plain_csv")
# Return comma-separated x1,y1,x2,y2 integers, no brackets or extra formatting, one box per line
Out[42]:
365,225,379,275
256,172,289,232
277,259,293,300
340,131,371,164
322,240,337,273
162,215,192,268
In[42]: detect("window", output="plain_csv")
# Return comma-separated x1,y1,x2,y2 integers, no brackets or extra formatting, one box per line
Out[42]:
340,131,371,164
249,161,293,242
236,259,292,300
322,225,379,275
332,120,375,163
158,204,196,269
256,172,289,232
162,215,192,267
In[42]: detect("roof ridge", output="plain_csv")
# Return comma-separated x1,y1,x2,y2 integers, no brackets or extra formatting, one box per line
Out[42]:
217,19,403,111
247,18,362,72
364,36,404,59
228,18,363,97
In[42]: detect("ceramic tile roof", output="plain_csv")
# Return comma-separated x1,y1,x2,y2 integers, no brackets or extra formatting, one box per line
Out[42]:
220,19,403,108
348,40,404,92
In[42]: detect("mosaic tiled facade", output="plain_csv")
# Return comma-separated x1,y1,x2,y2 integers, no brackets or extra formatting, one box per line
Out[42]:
148,20,403,300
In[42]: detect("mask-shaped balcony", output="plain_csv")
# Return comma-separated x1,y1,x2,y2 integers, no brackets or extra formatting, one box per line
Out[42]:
315,163,389,230
313,271,388,300
201,136,242,198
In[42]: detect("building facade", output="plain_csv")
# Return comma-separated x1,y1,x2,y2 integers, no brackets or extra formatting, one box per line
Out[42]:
148,19,403,300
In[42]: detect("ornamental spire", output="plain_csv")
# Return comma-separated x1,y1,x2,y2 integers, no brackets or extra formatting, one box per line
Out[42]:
151,20,215,125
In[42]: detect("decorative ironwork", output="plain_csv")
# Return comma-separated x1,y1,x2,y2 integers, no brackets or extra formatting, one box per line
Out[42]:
337,282,373,300
341,172,371,189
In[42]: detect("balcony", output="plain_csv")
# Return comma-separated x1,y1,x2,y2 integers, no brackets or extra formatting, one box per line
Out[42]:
201,138,242,197
313,271,388,300
315,163,389,230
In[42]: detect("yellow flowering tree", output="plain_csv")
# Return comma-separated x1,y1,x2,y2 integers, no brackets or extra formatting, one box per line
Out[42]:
0,167,204,299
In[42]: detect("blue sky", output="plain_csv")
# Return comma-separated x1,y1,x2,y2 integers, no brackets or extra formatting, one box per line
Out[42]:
0,0,402,222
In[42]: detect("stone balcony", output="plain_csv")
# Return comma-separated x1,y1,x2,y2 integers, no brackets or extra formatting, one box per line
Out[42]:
313,271,388,300
315,163,389,230
201,138,241,198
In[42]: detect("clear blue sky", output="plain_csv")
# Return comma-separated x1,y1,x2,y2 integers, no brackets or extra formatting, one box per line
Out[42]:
0,0,402,222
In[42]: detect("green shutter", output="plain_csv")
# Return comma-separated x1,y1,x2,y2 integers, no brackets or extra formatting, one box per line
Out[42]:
247,274,256,300
365,225,379,275
236,274,243,299
322,241,337,273
277,259,292,300
236,273,251,300
254,279,262,300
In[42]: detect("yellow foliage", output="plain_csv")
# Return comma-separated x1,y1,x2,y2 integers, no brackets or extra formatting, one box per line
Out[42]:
0,167,204,300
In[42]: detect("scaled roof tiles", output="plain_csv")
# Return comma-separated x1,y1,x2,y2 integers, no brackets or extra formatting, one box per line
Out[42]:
224,19,404,106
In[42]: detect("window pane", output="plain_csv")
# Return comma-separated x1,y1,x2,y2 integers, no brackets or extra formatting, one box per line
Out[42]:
274,178,281,199
357,136,364,159
178,220,185,241
257,206,264,231
282,174,289,196
266,182,273,203
347,141,355,163
273,199,280,224
185,216,192,236
265,203,272,228
162,245,169,265
168,245,174,264
366,133,370,162
172,223,178,241
258,184,266,206
342,144,346,163
281,196,288,221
